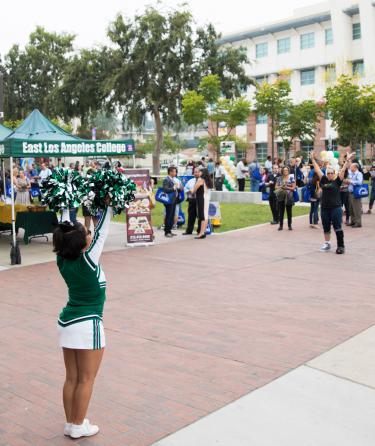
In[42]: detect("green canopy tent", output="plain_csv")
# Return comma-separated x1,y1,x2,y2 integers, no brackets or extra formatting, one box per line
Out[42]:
0,109,135,264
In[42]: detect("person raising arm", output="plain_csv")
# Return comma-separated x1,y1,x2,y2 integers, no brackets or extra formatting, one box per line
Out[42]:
310,152,354,254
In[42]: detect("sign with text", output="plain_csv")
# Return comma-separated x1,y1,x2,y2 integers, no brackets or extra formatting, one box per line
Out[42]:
0,139,135,158
123,169,154,246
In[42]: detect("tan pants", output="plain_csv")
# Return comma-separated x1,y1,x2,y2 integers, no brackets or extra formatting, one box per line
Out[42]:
349,193,362,226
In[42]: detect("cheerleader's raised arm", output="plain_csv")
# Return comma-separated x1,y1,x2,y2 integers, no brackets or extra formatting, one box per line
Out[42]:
84,206,113,266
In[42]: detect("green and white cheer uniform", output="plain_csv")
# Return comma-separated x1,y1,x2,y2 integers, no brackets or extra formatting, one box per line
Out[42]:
57,206,112,349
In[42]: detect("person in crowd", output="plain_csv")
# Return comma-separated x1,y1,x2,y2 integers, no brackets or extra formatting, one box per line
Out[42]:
162,166,179,237
14,170,31,205
207,158,215,181
185,160,195,176
275,166,296,230
265,155,272,170
38,163,52,187
346,162,363,228
236,158,248,192
289,157,304,187
366,162,375,213
249,158,261,192
310,152,354,254
308,172,320,228
261,167,269,183
192,168,212,239
54,203,112,439
266,164,280,225
183,167,201,235
82,165,100,231
172,172,183,230
214,161,225,191
200,157,206,168
26,163,40,202
339,155,350,224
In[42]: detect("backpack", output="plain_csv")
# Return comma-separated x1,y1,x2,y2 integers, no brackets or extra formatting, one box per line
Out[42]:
252,165,262,182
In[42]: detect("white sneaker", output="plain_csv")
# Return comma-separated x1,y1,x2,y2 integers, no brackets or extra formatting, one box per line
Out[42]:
70,419,99,439
320,242,331,252
63,423,71,436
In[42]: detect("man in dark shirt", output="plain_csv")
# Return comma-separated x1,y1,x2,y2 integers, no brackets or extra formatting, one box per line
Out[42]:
162,166,179,237
266,164,280,224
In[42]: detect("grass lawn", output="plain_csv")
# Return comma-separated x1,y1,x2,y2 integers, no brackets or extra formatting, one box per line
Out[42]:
109,201,310,233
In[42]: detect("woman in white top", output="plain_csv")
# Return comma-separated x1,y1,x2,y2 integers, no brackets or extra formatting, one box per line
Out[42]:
192,168,212,239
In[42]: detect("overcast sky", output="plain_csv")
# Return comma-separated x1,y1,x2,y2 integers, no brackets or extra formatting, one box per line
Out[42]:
0,0,323,57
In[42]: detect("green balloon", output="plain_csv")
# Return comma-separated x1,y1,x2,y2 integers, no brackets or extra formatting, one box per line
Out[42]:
333,151,339,159
230,155,235,161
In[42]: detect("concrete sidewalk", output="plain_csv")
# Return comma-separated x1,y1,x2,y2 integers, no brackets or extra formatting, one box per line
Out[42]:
0,212,374,445
152,326,375,446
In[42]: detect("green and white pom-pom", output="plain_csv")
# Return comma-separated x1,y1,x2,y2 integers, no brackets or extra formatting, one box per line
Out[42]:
41,168,87,211
83,169,136,215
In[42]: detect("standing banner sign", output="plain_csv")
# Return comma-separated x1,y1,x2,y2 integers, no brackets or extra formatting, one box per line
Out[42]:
123,169,154,246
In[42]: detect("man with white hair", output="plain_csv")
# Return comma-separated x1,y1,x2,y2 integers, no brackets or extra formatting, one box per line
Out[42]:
347,162,363,228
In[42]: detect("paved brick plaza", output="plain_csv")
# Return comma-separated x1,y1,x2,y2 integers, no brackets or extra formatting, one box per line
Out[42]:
0,215,374,445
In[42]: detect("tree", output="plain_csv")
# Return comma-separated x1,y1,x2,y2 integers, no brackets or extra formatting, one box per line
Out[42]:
54,48,111,128
105,6,251,174
325,75,375,156
278,100,322,160
254,79,291,162
182,74,251,159
3,27,75,120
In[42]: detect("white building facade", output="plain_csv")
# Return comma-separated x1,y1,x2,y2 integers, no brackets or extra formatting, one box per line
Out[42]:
219,0,375,161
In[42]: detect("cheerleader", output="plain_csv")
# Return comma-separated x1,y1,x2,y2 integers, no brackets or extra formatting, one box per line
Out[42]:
53,204,112,439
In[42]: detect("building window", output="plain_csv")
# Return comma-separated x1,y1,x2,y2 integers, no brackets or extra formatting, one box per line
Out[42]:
300,141,314,158
277,37,291,54
325,65,336,83
325,139,338,151
300,32,315,49
255,75,268,85
256,42,268,58
352,60,364,77
325,28,333,45
256,143,268,162
352,23,361,40
256,114,268,125
301,69,315,85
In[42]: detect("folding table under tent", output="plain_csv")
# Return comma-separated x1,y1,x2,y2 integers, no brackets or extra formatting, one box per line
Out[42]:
0,109,135,264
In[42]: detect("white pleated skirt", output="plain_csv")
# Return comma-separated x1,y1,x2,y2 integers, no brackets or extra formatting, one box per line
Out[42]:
58,319,105,350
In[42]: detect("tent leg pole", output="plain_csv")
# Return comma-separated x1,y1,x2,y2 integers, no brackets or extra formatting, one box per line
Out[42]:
9,156,21,265
132,155,136,168
1,158,5,201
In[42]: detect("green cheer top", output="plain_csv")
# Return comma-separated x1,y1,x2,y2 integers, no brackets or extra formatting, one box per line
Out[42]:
57,206,112,327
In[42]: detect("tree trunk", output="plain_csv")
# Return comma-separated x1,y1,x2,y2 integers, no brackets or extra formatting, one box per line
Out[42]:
285,145,289,162
271,117,275,163
152,108,163,176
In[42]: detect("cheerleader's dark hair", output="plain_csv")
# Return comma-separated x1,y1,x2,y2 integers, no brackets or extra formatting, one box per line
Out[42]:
53,221,88,260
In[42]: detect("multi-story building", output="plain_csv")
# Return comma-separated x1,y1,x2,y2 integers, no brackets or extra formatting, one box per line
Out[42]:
219,0,375,161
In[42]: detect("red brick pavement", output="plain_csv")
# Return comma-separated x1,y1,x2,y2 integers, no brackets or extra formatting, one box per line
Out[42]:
1,215,375,445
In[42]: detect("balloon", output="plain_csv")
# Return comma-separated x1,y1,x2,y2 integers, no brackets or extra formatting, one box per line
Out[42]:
333,151,339,159
229,155,235,161
320,150,327,158
327,151,334,159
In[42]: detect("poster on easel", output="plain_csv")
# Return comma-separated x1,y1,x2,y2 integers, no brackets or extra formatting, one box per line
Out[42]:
122,169,154,246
